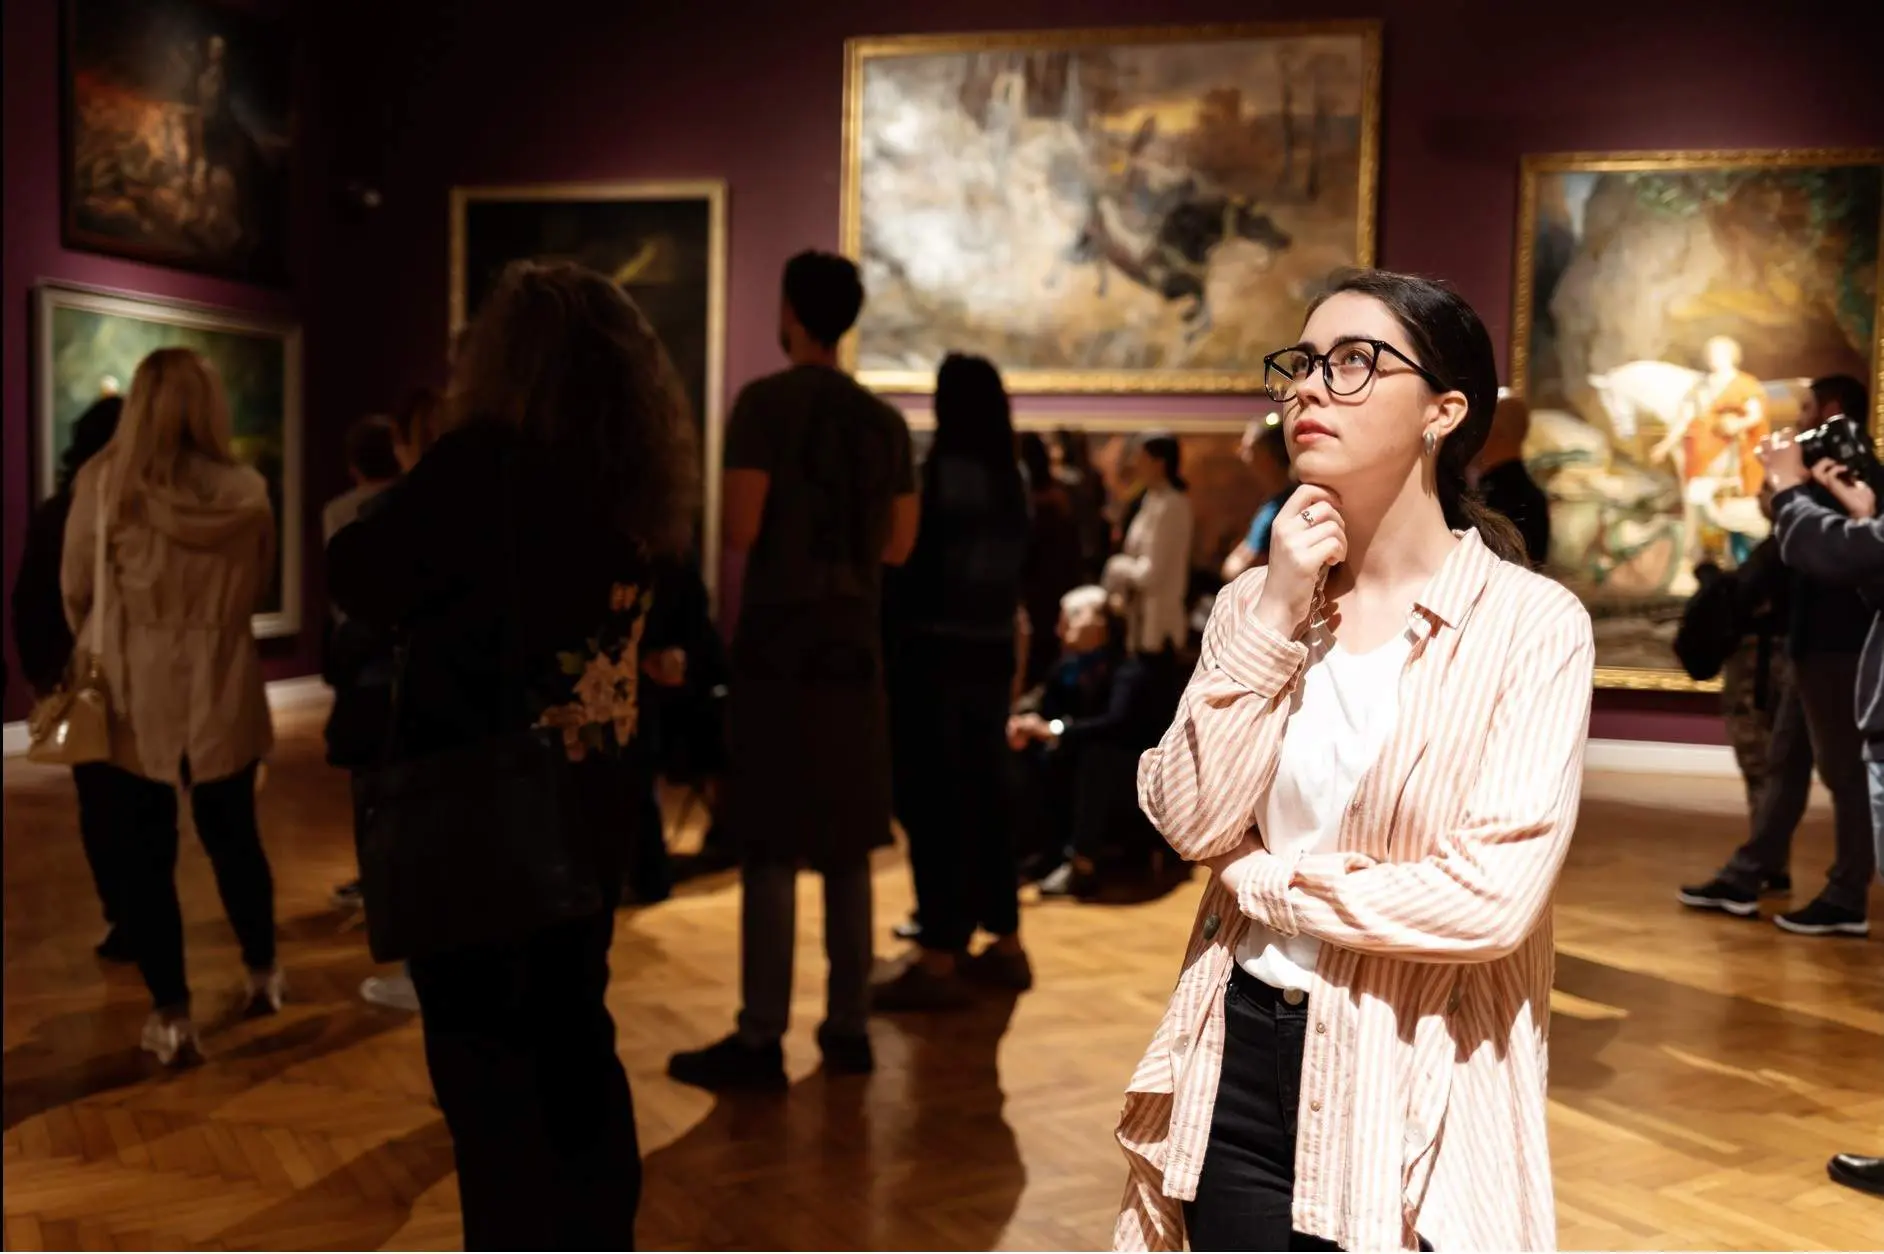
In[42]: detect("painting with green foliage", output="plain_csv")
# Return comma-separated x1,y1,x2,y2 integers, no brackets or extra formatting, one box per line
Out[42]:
35,285,303,637
1512,151,1882,686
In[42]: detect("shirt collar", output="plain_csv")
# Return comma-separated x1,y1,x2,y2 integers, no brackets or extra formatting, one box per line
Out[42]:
1410,528,1500,631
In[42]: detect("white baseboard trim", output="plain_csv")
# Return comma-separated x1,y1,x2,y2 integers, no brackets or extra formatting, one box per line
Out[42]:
1583,737,1737,778
3,675,333,758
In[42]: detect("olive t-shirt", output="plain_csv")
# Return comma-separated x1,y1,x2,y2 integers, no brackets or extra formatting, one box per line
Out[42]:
724,364,914,666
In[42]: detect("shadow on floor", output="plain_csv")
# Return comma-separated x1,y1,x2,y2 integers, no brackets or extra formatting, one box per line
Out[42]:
640,990,1026,1250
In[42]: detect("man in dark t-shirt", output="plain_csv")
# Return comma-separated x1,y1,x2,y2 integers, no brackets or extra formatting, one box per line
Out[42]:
1472,393,1551,568
669,250,917,1092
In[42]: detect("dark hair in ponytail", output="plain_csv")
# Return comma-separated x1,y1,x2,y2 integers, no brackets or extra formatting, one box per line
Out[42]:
1304,268,1526,564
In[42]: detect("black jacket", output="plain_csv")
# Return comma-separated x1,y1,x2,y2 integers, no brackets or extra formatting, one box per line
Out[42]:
11,491,77,694
326,420,648,764
1772,485,1884,758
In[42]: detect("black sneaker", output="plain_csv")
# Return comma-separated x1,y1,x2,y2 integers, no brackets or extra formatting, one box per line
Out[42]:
94,926,137,964
816,1026,875,1076
869,959,973,1012
1762,872,1792,897
892,916,923,943
1774,899,1870,937
1676,877,1760,917
667,1034,788,1092
1828,1153,1884,1197
1037,861,1097,899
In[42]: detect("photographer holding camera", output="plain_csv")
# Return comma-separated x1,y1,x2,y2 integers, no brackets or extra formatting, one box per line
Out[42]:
1682,377,1877,935
1754,386,1883,1198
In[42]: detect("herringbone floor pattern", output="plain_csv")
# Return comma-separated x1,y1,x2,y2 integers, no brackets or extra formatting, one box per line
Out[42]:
4,707,1880,1250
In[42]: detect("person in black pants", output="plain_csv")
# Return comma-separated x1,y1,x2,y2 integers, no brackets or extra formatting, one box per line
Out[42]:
63,350,283,1067
1681,376,1876,934
328,262,697,1249
875,354,1034,1010
10,396,129,961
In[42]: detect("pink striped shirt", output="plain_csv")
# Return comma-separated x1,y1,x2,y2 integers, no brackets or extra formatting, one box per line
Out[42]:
1114,530,1593,1253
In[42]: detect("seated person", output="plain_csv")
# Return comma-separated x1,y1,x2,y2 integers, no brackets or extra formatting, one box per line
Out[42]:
1008,585,1171,897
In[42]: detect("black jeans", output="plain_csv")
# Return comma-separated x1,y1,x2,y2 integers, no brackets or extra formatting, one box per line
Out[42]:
404,757,641,1250
893,668,1019,951
1728,652,1875,912
71,762,123,929
1185,969,1432,1252
408,908,640,1250
88,760,276,1011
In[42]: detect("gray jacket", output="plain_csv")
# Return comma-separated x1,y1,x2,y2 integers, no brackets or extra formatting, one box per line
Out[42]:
1773,486,1884,758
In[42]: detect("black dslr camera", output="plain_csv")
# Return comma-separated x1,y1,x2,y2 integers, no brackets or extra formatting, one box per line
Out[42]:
1794,414,1883,494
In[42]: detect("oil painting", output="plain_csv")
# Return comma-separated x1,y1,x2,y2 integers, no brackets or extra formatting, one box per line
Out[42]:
846,23,1380,393
451,182,727,590
63,0,294,282
1512,150,1883,688
35,285,303,638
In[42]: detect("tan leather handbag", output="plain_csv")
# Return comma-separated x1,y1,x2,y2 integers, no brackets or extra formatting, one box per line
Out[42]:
27,478,113,766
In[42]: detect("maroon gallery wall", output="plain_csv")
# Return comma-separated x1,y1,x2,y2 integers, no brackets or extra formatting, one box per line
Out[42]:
7,0,1881,738
0,0,338,723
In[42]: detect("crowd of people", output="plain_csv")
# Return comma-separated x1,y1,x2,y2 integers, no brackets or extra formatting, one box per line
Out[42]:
10,247,1877,1252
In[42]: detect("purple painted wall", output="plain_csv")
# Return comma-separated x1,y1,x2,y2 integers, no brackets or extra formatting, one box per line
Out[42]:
8,0,1882,739
1,0,328,722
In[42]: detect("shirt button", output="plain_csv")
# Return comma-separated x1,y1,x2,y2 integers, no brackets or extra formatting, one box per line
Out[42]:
1315,1022,1327,1035
1283,987,1306,1006
1310,1099,1323,1113
1202,913,1221,941
1174,1033,1190,1055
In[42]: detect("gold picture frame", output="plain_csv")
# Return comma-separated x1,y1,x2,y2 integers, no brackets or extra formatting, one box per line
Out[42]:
449,180,729,599
843,21,1382,394
1510,147,1884,692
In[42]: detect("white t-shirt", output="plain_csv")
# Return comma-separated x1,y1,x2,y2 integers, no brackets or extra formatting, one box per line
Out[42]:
1235,622,1413,991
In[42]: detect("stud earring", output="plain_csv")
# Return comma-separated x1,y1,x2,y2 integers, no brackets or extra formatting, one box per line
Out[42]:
1422,430,1438,457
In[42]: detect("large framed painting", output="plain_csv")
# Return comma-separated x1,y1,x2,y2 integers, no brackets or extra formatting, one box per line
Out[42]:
844,22,1381,394
1512,148,1884,690
904,410,1266,594
34,284,304,639
62,0,295,283
450,181,728,594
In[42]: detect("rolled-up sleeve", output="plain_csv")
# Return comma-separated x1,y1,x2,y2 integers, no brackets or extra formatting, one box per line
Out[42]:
1234,595,1595,961
1136,570,1306,863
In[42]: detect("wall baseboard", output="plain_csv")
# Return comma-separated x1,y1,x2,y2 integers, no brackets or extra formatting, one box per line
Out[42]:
1583,737,1736,778
8,689,1742,780
3,676,333,759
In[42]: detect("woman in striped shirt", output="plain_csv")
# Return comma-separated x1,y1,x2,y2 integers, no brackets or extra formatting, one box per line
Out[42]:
1116,269,1594,1252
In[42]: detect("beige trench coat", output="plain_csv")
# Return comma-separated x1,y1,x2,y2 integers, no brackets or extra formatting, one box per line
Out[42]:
62,454,276,785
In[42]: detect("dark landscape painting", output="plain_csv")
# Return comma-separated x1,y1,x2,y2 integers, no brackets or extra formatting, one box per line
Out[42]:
64,0,294,281
452,183,726,581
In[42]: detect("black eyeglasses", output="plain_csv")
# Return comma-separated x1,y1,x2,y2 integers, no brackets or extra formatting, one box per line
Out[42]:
1261,338,1449,403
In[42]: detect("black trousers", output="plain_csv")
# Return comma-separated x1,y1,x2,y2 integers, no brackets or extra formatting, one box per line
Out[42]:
404,758,641,1250
1185,969,1432,1252
892,666,1019,952
71,762,123,929
1728,652,1876,912
87,760,275,1011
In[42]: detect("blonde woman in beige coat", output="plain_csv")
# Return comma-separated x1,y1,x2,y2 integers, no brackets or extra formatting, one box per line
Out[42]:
62,347,282,1066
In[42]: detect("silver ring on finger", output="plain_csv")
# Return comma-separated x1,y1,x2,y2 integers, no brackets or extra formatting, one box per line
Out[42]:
1301,507,1317,526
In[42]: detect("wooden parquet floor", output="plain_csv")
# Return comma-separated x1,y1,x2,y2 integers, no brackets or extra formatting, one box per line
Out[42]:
5,708,1882,1251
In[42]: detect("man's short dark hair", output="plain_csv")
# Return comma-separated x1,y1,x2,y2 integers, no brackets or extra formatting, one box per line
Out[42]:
1811,374,1869,421
782,250,865,348
345,414,401,481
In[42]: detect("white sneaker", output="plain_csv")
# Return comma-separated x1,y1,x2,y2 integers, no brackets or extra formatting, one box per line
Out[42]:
244,967,287,1016
141,1015,202,1067
360,973,421,1012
